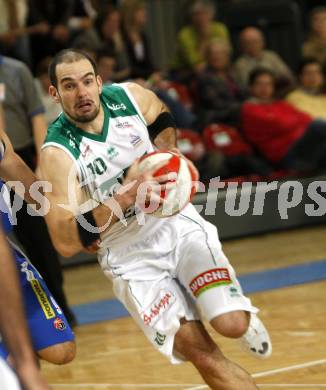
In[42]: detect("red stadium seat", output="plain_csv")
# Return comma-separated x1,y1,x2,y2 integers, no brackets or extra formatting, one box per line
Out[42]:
203,124,252,156
177,129,205,162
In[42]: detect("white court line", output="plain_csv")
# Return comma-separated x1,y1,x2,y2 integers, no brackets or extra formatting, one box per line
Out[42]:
184,358,326,390
252,358,326,378
49,358,326,389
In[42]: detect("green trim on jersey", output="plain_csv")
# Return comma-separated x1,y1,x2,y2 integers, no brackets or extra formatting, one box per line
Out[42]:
44,84,140,148
44,115,82,159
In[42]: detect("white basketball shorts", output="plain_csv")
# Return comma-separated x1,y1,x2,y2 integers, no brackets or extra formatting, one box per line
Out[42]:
98,205,258,364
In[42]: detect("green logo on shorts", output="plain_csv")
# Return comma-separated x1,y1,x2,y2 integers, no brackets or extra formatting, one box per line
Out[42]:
229,286,240,297
154,332,166,346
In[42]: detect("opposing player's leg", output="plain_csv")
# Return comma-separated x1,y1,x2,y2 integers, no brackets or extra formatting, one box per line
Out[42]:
0,250,75,365
174,320,258,389
176,213,272,359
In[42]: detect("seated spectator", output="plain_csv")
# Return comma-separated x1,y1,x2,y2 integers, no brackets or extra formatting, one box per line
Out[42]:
34,57,62,124
234,27,294,88
68,0,97,40
242,67,326,173
73,6,130,81
121,0,157,80
196,39,247,127
0,0,49,66
96,47,116,85
28,0,74,69
286,57,326,119
303,7,326,67
172,0,230,79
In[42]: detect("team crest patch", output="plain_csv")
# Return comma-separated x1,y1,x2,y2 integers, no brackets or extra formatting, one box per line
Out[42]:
141,290,176,326
189,268,232,297
53,317,66,331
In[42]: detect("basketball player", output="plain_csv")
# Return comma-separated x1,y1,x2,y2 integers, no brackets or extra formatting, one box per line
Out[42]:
0,223,50,390
40,49,272,389
0,126,76,366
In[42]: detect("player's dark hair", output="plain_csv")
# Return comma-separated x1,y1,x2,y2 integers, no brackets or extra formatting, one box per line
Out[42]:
49,49,98,88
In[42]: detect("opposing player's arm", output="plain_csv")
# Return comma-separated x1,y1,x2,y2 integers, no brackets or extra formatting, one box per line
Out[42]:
0,128,39,204
126,82,177,149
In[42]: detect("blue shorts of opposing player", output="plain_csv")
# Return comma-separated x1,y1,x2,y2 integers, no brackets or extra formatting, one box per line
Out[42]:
0,248,75,364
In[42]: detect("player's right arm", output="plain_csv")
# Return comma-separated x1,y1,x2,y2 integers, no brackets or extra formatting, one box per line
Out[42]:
0,225,51,390
40,146,167,257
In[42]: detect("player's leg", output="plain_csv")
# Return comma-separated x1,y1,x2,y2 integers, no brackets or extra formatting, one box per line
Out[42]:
176,216,272,359
0,251,76,365
110,273,258,389
174,319,258,389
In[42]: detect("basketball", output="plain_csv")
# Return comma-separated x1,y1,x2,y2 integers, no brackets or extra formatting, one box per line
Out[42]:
137,150,198,217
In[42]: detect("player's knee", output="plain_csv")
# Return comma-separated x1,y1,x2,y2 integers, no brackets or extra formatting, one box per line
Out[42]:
211,311,249,339
38,341,76,365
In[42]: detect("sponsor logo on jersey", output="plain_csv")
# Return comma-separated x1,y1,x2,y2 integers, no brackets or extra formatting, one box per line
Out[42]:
189,268,232,298
141,290,176,326
116,121,133,129
107,103,126,111
81,144,91,157
53,317,66,331
154,332,166,346
129,133,143,147
31,279,56,319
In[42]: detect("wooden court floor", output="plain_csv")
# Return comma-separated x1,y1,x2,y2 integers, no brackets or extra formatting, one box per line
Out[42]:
41,225,326,390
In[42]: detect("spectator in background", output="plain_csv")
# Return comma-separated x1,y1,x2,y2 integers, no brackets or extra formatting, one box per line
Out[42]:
196,38,247,127
34,57,62,125
68,0,97,40
96,47,116,85
242,67,326,173
28,0,74,70
286,57,326,119
0,55,76,327
0,0,49,66
121,0,156,80
74,6,130,81
234,27,294,88
303,7,326,67
172,0,230,79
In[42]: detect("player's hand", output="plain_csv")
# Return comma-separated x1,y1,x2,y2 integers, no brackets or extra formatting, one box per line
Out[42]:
17,365,51,390
119,159,176,211
83,239,101,254
170,147,199,181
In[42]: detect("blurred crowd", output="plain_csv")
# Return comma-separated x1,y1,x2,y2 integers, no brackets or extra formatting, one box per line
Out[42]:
2,0,326,182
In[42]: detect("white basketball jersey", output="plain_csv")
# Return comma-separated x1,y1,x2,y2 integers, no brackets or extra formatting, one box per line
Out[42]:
43,83,168,249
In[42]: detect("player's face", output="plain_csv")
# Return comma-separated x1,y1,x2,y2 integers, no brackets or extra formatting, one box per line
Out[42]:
51,59,103,123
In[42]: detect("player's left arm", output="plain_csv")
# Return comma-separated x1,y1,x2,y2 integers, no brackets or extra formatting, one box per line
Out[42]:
127,82,199,179
126,82,177,149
